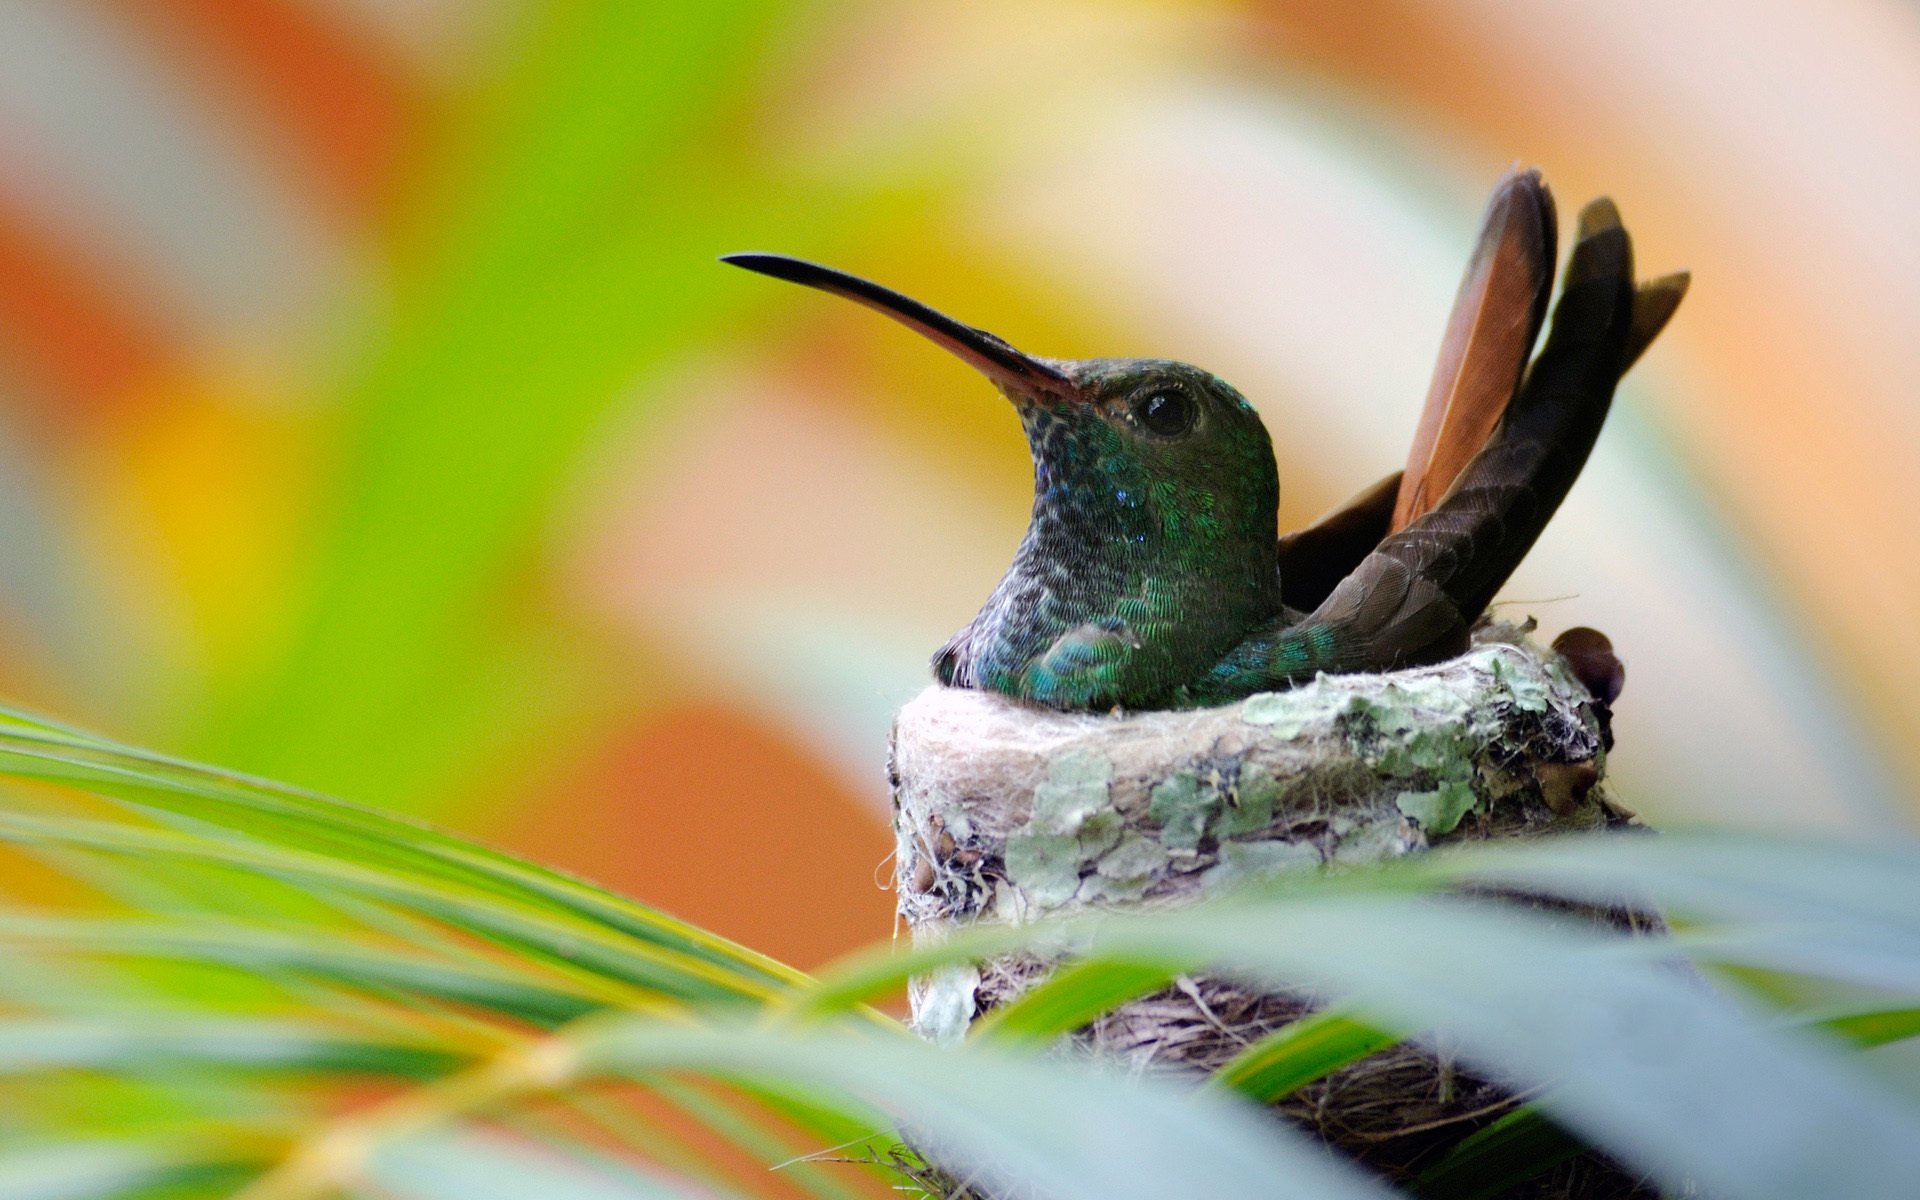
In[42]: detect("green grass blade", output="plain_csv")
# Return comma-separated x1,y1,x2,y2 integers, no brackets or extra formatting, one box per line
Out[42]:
969,960,1177,1044
1111,894,1920,1200
236,1021,1397,1200
0,727,808,992
1808,1005,1920,1048
0,915,604,1027
0,1019,468,1081
723,1081,910,1191
1667,923,1920,996
1413,1107,1586,1200
191,1,863,816
1209,1007,1400,1103
811,882,1920,1199
0,811,777,1006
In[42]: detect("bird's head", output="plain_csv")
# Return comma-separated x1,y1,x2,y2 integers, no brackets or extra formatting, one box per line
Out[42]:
722,254,1280,561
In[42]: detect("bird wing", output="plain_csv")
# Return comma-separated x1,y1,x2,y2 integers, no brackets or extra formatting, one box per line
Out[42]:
1275,471,1400,613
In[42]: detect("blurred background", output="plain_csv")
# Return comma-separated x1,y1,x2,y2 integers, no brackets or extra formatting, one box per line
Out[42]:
0,0,1912,968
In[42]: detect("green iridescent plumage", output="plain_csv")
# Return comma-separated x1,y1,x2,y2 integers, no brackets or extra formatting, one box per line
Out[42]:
930,357,1281,710
725,176,1682,712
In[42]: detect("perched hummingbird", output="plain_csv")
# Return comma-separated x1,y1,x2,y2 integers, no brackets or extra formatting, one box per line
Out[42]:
725,171,1685,712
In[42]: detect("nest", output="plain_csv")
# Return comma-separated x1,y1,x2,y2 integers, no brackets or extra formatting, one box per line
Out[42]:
887,624,1660,1197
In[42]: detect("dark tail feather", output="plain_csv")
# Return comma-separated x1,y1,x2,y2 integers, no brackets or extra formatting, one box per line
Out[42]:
1624,271,1690,370
1303,197,1658,667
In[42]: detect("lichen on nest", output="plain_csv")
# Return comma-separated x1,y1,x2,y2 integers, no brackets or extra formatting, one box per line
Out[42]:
892,623,1625,945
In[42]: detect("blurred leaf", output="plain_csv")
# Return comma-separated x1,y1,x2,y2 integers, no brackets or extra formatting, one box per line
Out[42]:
0,710,808,998
7,707,1920,1198
639,1078,875,1200
0,1018,465,1080
808,885,1920,1200
193,0,886,814
563,1023,1398,1200
1415,1000,1920,1198
1812,1005,1920,1048
0,809,773,1006
1413,1107,1586,1200
365,1128,712,1200
0,1137,271,1200
0,915,602,1028
1427,831,1920,933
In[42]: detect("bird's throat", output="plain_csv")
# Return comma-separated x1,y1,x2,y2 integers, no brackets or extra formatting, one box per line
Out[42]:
937,409,1281,708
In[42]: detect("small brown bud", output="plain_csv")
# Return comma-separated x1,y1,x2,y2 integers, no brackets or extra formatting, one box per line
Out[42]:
1552,626,1625,705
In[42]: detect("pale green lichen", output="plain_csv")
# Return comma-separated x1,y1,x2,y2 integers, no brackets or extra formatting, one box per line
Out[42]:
1004,747,1129,910
1342,688,1426,741
1028,749,1113,834
1333,818,1418,864
1371,723,1472,783
1213,761,1281,838
1202,839,1321,894
1239,691,1315,737
1100,831,1170,880
1489,649,1553,713
1075,808,1124,859
1004,828,1084,908
968,638,1587,919
1396,780,1480,836
1149,772,1219,852
1080,832,1173,903
1237,644,1568,740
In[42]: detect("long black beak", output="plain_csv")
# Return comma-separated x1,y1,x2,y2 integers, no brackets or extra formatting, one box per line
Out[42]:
722,253,1075,396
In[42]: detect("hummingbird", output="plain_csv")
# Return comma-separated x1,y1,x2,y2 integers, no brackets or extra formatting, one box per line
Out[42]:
725,171,1686,712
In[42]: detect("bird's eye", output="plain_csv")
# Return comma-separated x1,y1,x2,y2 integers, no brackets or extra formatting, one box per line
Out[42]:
1133,390,1197,437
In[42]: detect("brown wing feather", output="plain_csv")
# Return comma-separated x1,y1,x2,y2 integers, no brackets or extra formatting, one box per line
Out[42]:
1275,471,1400,612
1391,169,1557,532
